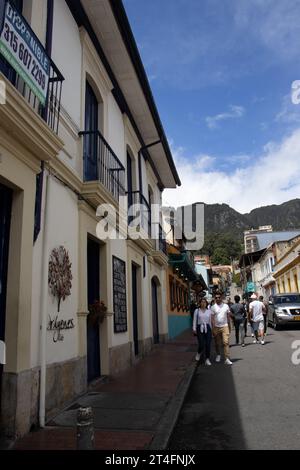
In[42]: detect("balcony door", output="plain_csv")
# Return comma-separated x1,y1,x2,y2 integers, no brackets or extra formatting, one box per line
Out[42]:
132,263,139,356
84,82,98,181
127,152,133,208
0,183,12,407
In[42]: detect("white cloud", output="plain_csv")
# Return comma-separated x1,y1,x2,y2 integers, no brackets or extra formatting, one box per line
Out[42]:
234,0,300,61
205,105,245,129
164,128,300,213
275,94,300,124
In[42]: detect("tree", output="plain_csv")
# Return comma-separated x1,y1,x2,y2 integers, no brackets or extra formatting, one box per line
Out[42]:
211,247,230,265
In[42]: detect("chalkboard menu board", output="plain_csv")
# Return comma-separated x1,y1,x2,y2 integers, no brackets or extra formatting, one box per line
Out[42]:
112,256,127,333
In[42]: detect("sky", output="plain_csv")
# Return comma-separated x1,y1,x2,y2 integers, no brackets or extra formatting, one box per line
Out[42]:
123,0,300,214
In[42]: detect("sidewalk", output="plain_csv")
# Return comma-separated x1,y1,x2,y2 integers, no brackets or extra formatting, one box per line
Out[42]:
13,329,198,450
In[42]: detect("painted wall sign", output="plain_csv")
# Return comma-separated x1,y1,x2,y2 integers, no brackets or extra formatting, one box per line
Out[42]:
47,315,75,343
112,256,127,333
0,1,50,104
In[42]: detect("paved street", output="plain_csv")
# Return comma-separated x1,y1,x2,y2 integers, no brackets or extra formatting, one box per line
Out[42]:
169,325,300,450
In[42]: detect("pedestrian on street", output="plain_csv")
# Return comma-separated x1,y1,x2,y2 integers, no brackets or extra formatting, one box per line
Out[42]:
193,298,213,366
246,298,255,338
249,293,266,345
230,295,247,347
211,291,233,365
242,299,248,337
259,295,269,337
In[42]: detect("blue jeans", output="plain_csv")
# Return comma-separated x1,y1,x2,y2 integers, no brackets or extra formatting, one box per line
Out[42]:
197,325,212,360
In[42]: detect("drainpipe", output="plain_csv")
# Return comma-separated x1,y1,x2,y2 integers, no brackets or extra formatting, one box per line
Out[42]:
39,169,51,428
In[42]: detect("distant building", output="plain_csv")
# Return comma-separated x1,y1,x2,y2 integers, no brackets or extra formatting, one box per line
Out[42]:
239,234,300,298
273,238,300,294
244,226,300,254
211,265,232,294
244,225,273,253
162,211,207,339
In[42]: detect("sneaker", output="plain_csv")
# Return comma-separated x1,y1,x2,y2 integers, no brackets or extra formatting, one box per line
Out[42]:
195,353,201,361
253,339,257,344
242,343,245,347
225,358,233,365
205,358,212,366
251,333,254,337
215,355,221,363
261,340,265,345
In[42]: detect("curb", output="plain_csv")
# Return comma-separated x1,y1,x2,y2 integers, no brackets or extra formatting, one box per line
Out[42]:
147,360,198,450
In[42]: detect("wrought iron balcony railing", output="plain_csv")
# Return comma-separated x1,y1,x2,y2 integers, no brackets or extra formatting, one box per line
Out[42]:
0,51,64,135
127,190,151,237
79,130,126,201
159,223,167,255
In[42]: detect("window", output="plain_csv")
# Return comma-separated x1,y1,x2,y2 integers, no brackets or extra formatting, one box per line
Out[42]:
294,274,299,293
84,82,98,181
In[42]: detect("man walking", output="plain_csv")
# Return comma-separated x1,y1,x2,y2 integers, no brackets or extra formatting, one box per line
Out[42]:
249,293,266,344
211,291,232,365
259,295,269,338
230,295,246,347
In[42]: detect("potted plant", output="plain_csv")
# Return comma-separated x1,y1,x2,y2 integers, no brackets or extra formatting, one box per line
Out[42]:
88,300,108,326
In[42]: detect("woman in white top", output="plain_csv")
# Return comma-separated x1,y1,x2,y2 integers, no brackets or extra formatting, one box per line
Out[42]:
193,298,214,366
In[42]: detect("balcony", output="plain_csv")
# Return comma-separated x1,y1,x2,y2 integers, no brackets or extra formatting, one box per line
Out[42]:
151,223,168,266
127,190,151,237
0,45,63,136
79,130,125,203
159,224,167,256
126,190,154,251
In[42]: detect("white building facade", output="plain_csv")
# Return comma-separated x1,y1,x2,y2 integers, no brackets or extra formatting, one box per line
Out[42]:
0,0,180,439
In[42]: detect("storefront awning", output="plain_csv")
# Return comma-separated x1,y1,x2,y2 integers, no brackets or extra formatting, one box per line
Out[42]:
169,252,207,288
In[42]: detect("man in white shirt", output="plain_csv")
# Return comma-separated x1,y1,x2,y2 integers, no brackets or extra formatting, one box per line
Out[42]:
249,293,265,344
211,292,232,365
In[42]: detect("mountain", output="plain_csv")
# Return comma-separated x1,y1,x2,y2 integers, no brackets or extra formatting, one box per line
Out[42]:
245,199,300,231
204,203,250,238
203,199,300,240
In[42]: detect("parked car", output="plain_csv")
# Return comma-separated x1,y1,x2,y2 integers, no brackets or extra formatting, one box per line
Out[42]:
268,293,300,329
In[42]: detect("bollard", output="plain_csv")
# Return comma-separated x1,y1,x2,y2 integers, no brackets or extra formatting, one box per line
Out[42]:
76,406,95,450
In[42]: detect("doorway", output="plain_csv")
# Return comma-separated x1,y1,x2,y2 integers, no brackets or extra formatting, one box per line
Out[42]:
87,237,101,382
0,183,12,406
132,263,139,356
151,278,160,344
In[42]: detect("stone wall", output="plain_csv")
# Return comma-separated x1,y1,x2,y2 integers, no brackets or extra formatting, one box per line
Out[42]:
108,342,132,376
0,356,87,439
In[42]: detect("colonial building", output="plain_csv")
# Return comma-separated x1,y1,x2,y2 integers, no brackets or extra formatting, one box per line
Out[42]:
162,213,207,338
0,0,180,439
273,238,300,294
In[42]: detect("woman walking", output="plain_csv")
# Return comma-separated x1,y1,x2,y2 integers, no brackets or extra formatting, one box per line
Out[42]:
193,298,214,366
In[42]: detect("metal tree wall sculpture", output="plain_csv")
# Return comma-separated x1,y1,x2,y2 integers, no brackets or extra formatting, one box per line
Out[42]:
48,246,73,312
